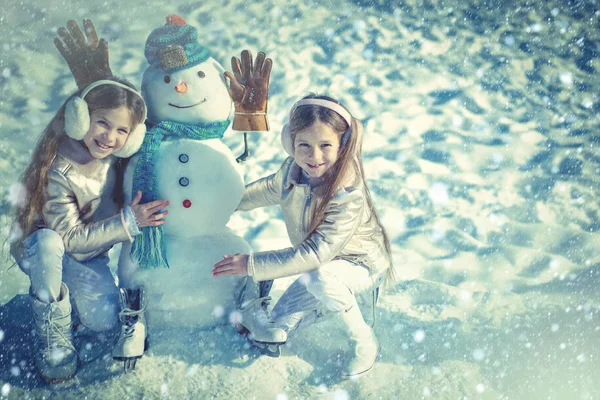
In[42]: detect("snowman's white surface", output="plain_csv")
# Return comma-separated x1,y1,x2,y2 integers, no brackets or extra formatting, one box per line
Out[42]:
142,58,232,124
118,57,251,328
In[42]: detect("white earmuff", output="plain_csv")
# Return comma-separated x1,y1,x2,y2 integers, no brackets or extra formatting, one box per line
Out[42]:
64,97,91,140
113,123,147,158
280,123,294,157
64,79,147,158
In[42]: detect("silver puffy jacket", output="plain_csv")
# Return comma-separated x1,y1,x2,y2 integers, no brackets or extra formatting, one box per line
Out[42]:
17,137,135,262
238,157,392,282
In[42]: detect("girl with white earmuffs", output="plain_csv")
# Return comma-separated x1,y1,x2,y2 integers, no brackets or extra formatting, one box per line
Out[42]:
213,94,395,379
9,78,170,382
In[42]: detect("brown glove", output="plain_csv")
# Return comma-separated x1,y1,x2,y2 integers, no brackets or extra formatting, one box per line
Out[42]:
54,19,113,90
224,50,272,132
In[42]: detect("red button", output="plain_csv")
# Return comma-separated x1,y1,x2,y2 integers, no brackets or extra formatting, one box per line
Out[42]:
183,199,192,208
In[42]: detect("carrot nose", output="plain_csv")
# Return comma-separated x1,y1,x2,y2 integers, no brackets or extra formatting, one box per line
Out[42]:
175,82,188,93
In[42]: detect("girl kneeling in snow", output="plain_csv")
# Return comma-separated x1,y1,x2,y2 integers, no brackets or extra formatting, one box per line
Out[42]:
9,78,169,382
213,94,394,379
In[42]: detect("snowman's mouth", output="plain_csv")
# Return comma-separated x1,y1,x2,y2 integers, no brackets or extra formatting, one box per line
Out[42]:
168,99,207,109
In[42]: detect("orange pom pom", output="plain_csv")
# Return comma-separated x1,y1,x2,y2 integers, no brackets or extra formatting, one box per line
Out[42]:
166,14,186,26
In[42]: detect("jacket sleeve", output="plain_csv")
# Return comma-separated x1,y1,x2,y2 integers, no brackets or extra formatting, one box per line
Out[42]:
249,187,365,281
42,169,134,255
237,157,291,211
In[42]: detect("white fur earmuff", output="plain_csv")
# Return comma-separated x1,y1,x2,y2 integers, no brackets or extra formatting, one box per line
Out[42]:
280,123,294,157
64,97,91,140
64,79,147,158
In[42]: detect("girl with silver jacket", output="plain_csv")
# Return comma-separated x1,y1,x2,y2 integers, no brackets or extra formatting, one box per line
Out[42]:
9,78,169,382
213,94,395,379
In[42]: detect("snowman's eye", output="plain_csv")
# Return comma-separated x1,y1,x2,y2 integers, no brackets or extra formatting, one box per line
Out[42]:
164,76,171,84
197,71,205,78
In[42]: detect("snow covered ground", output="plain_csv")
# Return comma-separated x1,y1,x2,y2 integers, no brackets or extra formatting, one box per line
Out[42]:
1,0,599,398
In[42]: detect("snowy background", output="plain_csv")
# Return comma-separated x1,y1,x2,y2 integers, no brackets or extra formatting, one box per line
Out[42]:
1,0,599,398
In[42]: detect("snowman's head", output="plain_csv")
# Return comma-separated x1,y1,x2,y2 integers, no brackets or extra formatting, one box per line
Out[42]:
142,58,232,124
142,15,233,125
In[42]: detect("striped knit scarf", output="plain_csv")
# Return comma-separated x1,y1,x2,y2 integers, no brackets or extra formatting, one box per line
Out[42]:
131,119,230,269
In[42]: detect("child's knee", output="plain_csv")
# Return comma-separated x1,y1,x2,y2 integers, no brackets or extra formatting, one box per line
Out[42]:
77,300,120,332
29,229,65,258
21,229,65,274
304,270,351,312
304,269,333,293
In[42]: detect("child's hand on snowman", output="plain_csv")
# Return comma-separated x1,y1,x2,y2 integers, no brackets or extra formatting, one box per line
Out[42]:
130,190,170,228
212,254,249,277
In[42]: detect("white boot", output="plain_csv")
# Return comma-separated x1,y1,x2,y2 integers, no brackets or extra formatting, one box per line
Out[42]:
237,296,287,344
30,283,78,382
274,309,321,339
112,288,146,372
339,303,379,379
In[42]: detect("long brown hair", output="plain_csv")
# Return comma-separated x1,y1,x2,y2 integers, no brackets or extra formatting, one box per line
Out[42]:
289,94,396,285
12,77,145,244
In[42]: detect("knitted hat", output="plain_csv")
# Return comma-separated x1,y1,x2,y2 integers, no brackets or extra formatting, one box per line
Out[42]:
145,15,211,73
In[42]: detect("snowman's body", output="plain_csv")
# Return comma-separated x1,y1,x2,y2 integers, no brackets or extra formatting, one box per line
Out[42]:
118,55,251,328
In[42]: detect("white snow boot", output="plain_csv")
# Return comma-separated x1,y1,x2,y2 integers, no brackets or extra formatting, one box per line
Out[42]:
237,296,287,345
112,287,147,372
234,278,286,348
274,309,321,339
30,282,78,382
340,302,379,379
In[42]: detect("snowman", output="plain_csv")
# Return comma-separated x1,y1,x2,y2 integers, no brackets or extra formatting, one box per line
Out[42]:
110,15,286,367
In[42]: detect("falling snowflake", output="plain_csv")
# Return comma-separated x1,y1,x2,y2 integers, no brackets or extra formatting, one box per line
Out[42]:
504,36,515,46
213,305,225,318
472,348,485,361
491,153,504,164
352,20,367,33
413,329,425,343
7,182,28,209
559,73,573,86
429,182,449,206
229,310,242,325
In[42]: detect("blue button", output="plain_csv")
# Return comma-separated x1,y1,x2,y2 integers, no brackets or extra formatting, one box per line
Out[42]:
179,154,189,163
179,177,189,187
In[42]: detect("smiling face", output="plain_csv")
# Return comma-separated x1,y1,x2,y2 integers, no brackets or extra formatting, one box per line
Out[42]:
293,121,342,178
83,106,133,159
142,58,232,124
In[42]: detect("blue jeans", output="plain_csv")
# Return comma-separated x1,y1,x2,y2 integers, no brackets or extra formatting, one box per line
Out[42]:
16,229,120,332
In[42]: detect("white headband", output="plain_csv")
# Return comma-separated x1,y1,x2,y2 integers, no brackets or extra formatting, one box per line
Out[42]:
290,99,353,128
